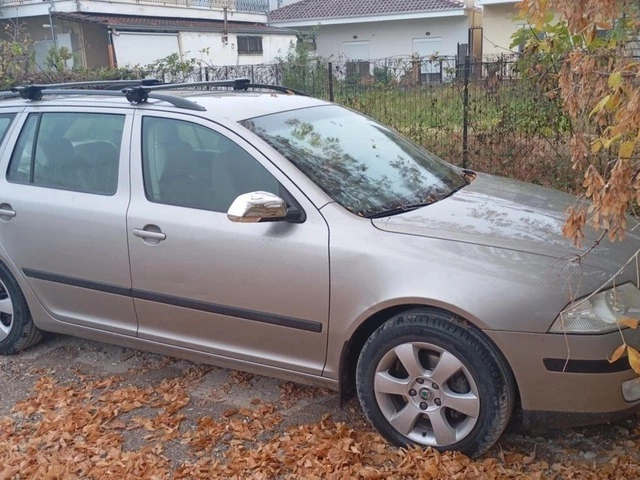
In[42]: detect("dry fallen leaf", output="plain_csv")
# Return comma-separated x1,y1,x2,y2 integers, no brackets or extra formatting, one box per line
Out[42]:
3,357,640,480
609,344,627,363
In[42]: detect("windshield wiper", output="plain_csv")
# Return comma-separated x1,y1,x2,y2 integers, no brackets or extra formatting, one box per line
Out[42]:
367,169,475,219
367,202,435,219
368,173,474,219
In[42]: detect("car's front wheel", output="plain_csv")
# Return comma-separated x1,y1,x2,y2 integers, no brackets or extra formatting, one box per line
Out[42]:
356,309,514,458
0,262,41,354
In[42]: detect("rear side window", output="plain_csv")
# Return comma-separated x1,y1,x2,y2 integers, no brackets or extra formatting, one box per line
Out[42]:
0,113,15,145
6,112,125,195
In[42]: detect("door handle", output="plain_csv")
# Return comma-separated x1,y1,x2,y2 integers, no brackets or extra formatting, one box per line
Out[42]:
0,204,16,221
133,228,166,241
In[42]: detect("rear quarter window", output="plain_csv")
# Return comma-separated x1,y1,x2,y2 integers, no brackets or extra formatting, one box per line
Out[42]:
0,113,16,145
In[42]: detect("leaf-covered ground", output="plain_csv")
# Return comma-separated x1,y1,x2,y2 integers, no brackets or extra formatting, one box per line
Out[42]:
1,335,639,479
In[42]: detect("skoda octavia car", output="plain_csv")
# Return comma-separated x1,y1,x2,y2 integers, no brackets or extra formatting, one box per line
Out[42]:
0,80,639,458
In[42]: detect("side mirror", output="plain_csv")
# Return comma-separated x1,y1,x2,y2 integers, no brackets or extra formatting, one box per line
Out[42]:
227,191,290,223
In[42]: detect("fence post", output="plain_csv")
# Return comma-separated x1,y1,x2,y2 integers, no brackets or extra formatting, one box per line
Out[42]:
462,54,470,170
328,62,334,102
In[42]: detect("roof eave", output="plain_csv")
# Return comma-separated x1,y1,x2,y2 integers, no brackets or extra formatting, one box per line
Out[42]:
476,0,517,5
108,24,295,34
269,8,467,28
54,13,295,35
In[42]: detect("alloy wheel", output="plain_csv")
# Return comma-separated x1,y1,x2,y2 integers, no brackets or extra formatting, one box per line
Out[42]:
0,278,14,341
373,341,480,447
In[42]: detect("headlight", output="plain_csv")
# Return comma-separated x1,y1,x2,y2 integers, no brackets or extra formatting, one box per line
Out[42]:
549,283,640,333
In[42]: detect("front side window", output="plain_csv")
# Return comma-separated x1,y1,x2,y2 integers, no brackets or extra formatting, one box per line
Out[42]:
241,105,466,218
6,112,125,195
142,116,278,212
0,113,16,145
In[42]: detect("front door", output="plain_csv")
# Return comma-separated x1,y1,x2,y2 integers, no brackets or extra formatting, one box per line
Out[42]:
127,113,330,374
0,108,137,334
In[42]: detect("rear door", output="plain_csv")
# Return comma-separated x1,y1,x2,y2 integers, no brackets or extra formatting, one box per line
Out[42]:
0,107,137,335
127,112,330,374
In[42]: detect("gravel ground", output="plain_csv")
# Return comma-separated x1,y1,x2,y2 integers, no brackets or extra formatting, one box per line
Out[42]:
1,333,639,478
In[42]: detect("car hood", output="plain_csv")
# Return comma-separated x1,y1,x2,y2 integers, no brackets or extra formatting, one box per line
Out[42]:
372,173,640,271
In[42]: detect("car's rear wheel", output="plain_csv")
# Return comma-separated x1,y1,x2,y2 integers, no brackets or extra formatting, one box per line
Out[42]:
356,309,514,458
0,263,41,354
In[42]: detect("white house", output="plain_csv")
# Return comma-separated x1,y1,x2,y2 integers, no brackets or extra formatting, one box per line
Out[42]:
476,0,522,55
0,0,297,69
269,0,482,62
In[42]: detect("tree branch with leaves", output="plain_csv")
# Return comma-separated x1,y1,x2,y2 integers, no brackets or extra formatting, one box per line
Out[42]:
519,0,640,373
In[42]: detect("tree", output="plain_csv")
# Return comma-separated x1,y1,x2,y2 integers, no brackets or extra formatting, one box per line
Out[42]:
518,0,640,371
518,0,640,246
0,22,33,90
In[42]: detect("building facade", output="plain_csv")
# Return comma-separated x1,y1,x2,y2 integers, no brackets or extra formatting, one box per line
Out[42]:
1,0,297,68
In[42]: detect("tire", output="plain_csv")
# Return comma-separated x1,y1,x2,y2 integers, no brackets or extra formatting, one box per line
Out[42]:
356,309,514,458
0,262,42,354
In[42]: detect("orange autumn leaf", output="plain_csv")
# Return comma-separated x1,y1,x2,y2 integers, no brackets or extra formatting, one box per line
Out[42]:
628,346,640,375
618,317,639,329
608,344,626,363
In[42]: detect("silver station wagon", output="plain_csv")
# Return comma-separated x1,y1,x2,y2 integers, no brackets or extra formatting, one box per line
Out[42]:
1,79,640,457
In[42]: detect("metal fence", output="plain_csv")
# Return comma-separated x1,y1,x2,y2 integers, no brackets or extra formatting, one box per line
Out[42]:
157,55,574,191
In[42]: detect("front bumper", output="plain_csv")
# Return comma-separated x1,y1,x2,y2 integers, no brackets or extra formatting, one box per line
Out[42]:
485,328,640,416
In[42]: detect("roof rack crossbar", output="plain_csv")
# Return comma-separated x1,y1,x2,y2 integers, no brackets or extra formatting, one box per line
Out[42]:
2,77,307,110
25,79,162,90
8,88,206,111
10,79,162,101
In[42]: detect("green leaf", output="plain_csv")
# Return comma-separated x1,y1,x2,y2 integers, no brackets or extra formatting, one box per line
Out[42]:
609,71,622,89
619,141,635,159
591,138,603,154
589,95,610,117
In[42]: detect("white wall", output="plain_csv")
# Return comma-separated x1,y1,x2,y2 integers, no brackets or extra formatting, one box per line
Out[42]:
112,32,181,66
481,2,521,55
261,33,296,62
179,31,296,65
111,31,294,67
299,16,472,61
1,0,267,24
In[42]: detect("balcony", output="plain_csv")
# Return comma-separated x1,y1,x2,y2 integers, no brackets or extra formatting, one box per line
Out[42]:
0,0,269,21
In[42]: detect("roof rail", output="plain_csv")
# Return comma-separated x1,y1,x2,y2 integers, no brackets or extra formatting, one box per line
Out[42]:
122,78,308,104
17,88,206,111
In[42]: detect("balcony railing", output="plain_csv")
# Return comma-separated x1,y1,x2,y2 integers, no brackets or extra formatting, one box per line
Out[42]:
0,0,269,13
137,0,269,12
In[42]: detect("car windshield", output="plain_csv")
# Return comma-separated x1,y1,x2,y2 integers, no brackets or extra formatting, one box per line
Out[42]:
241,105,467,218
